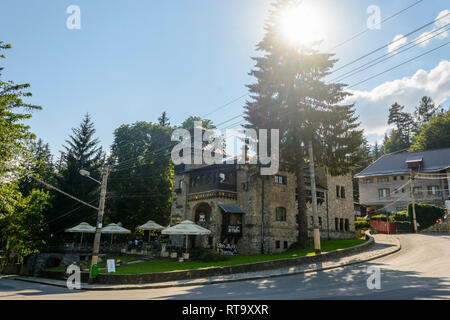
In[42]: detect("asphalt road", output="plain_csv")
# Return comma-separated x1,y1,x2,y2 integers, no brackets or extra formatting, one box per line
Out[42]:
1,233,449,300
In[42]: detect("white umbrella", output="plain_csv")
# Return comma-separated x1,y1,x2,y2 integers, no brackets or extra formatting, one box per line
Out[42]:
65,222,96,244
101,223,131,244
162,220,211,251
137,220,166,241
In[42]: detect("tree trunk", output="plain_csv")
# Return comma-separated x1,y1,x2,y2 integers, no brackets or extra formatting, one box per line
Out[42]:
296,148,308,248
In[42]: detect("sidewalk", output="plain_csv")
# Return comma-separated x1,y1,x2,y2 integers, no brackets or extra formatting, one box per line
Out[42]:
11,234,401,291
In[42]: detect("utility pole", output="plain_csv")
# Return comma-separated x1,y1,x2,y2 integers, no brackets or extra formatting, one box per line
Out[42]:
88,166,110,284
261,175,265,255
308,140,321,254
409,168,418,233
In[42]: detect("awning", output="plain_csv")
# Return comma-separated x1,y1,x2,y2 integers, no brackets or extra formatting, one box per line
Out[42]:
137,220,166,231
161,220,211,235
101,223,131,234
218,202,246,214
65,222,96,233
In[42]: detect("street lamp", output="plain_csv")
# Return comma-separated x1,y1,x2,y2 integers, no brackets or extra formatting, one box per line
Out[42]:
79,169,101,185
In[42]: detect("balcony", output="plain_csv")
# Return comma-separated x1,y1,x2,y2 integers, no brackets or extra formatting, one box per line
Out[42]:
187,190,238,202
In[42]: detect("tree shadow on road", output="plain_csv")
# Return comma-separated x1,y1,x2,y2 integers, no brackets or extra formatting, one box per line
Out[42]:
153,260,450,300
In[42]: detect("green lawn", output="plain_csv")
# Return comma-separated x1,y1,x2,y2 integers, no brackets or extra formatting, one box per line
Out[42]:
46,238,366,275
105,238,366,274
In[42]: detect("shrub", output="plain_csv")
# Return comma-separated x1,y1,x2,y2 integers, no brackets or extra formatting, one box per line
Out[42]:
408,203,446,230
355,220,370,229
391,211,411,222
394,221,413,233
370,213,387,221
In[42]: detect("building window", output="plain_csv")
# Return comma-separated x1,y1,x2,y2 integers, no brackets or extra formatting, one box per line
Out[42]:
401,176,405,180
377,177,389,183
365,178,374,183
276,241,280,249
179,180,183,190
427,186,441,196
319,217,322,228
393,176,397,181
275,175,287,185
335,218,339,231
276,207,287,221
413,186,422,196
336,186,345,198
284,241,288,249
345,219,349,232
339,218,344,232
402,188,405,193
378,188,390,199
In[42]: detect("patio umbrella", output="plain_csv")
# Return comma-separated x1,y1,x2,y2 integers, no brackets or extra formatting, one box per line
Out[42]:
137,220,166,241
65,222,96,244
101,223,131,244
162,220,211,252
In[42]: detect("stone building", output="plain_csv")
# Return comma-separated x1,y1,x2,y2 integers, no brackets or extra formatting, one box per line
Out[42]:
170,161,355,255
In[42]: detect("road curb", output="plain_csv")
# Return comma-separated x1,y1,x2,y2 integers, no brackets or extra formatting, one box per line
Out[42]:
11,235,401,291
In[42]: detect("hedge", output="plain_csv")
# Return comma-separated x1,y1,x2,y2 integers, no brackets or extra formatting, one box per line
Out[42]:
407,203,446,230
391,211,410,222
355,220,370,229
394,221,413,233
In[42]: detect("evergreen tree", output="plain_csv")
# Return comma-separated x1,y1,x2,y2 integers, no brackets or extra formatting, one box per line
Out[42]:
373,142,382,159
243,0,363,248
414,96,437,132
19,138,55,196
387,102,404,128
158,111,170,127
386,102,414,151
47,114,105,241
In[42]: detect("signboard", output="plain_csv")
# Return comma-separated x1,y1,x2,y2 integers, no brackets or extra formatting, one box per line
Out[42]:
107,259,116,273
227,225,241,234
216,243,238,255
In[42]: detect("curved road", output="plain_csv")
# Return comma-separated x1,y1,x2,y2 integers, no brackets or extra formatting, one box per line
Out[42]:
1,233,449,299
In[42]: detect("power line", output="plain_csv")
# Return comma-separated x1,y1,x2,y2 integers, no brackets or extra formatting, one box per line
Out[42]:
28,174,99,211
330,11,449,75
327,0,425,51
109,14,449,175
47,198,99,224
346,41,449,90
331,24,450,83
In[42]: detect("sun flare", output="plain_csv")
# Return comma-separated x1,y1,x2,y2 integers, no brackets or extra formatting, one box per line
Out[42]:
278,2,324,46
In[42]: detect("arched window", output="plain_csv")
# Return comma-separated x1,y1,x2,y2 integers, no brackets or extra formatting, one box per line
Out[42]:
276,207,287,221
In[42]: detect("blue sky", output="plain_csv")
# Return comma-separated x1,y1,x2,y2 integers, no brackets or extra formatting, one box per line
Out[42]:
1,0,449,156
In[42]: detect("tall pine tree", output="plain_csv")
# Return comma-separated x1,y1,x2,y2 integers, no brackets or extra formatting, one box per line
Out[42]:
47,114,104,242
244,0,363,248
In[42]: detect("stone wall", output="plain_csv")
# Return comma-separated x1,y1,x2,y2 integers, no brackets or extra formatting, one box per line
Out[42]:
40,235,374,285
21,253,80,276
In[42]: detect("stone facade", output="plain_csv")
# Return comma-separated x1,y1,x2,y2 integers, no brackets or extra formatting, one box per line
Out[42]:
171,163,355,255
